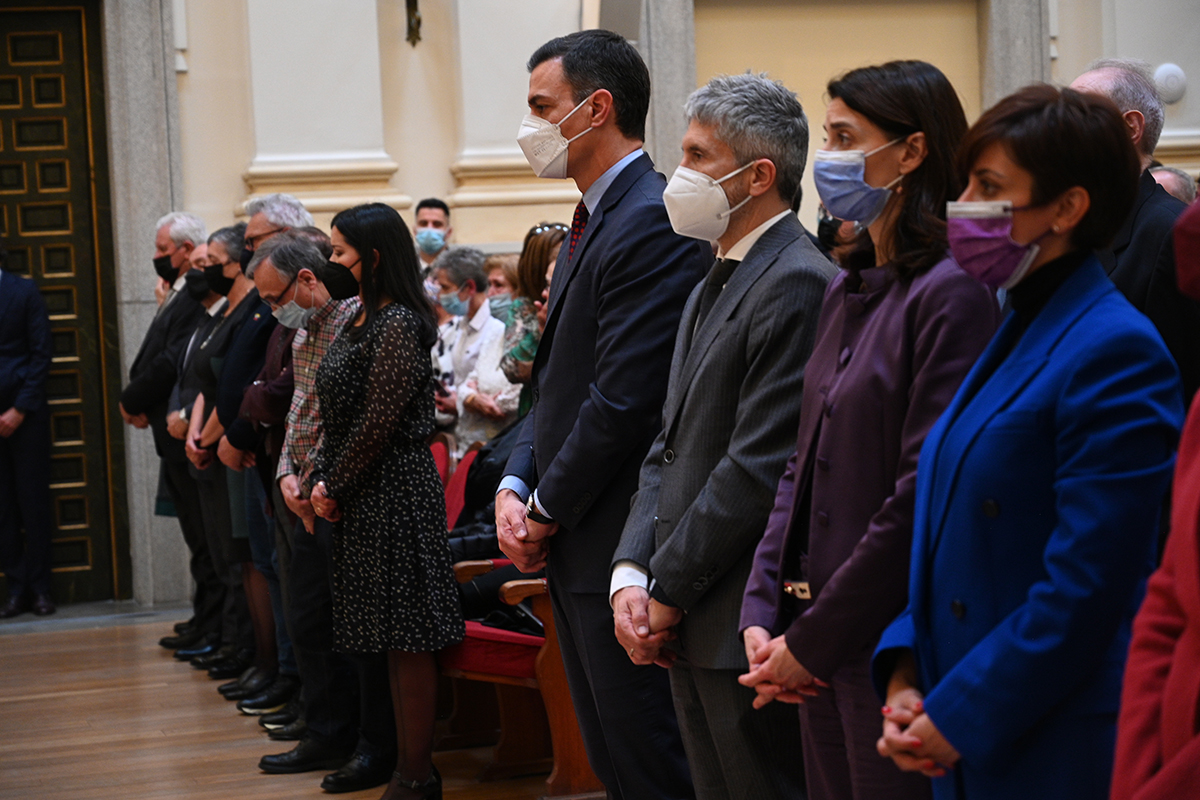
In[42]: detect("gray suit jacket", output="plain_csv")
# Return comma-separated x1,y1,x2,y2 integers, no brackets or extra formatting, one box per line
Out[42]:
613,213,835,669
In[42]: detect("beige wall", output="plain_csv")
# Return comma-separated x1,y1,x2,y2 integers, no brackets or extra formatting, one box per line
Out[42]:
695,0,981,229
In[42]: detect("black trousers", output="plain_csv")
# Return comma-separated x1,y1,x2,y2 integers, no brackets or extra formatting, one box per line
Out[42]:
193,461,252,650
289,517,394,754
0,408,53,598
548,584,694,800
161,457,223,635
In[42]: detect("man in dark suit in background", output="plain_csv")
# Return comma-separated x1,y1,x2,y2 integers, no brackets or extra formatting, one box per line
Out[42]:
119,212,209,646
1072,59,1200,404
0,239,55,618
612,73,834,800
496,29,709,800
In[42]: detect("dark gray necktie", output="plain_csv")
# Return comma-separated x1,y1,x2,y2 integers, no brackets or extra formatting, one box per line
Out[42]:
694,257,740,333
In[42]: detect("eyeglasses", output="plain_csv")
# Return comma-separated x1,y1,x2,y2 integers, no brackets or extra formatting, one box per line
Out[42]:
245,227,285,249
529,223,569,236
206,258,235,269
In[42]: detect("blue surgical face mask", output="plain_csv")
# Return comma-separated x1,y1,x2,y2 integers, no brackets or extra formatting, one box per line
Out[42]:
439,288,468,317
415,228,446,256
488,292,513,320
812,138,905,226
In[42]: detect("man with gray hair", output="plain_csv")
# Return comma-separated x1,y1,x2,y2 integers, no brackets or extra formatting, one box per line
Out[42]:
610,72,834,799
1072,58,1200,403
242,193,315,272
121,211,211,648
1152,164,1197,205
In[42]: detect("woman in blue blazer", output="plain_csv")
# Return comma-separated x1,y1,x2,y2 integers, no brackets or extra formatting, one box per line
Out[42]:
873,85,1184,799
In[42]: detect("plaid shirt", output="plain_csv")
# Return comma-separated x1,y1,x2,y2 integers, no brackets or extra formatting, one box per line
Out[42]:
276,297,360,485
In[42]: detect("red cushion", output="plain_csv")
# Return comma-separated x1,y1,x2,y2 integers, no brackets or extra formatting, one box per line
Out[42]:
444,449,478,529
439,620,544,680
430,441,450,486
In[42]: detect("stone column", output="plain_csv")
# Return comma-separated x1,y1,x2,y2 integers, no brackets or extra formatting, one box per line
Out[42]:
979,0,1052,108
240,0,408,217
102,0,190,605
638,0,696,177
446,0,582,245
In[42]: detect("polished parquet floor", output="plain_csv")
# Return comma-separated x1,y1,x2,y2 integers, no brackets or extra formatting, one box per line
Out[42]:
0,619,548,800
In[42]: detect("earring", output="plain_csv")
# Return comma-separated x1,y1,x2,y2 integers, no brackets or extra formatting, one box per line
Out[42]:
1052,224,1060,233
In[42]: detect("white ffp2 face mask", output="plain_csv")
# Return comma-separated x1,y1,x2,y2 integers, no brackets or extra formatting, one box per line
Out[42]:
662,162,754,242
517,94,594,179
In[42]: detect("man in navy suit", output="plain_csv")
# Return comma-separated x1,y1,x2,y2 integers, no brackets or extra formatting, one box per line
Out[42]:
496,30,709,800
0,239,55,617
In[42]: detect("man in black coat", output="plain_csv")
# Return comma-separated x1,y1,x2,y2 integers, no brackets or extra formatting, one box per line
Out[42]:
120,212,209,645
1073,59,1200,404
0,239,55,617
496,30,709,800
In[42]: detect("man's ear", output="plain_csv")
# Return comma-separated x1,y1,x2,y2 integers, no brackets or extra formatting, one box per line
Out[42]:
1123,109,1146,151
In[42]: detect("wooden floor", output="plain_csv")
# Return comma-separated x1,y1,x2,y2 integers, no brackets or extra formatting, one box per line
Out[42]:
0,620,549,800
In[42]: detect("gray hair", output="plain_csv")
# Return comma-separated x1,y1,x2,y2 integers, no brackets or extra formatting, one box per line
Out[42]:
432,246,487,292
208,222,246,268
684,73,809,207
1083,58,1165,156
155,212,207,247
1151,165,1197,204
245,192,314,229
248,231,326,281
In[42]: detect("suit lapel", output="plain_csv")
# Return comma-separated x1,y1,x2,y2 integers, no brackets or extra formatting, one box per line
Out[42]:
1101,170,1154,273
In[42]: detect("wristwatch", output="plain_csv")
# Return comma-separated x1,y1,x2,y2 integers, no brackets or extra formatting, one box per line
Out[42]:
525,495,554,525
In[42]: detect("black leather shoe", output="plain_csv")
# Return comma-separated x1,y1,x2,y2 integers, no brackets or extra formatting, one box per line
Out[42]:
220,667,275,700
159,626,206,650
205,649,255,679
258,737,352,774
259,696,301,728
320,749,397,793
191,645,236,670
0,594,27,619
267,717,307,741
173,618,195,635
237,674,300,715
31,594,55,616
174,636,220,661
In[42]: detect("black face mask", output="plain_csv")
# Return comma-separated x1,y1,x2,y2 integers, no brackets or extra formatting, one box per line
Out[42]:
321,260,360,301
184,269,210,301
204,263,236,296
239,246,254,274
816,207,845,252
153,254,177,283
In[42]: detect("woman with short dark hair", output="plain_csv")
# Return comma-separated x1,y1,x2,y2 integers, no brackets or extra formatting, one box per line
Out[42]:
500,222,567,416
874,85,1184,800
309,203,463,800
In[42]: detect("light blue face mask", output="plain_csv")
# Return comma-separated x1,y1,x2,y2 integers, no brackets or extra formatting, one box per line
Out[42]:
415,228,446,256
439,289,468,317
488,292,513,321
812,138,904,226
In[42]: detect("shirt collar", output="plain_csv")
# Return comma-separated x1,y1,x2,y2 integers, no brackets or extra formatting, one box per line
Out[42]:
465,299,492,331
719,209,792,261
172,274,187,291
582,149,644,215
206,296,228,317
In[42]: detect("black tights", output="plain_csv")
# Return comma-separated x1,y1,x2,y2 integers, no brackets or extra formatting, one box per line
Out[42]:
243,561,277,672
379,650,438,799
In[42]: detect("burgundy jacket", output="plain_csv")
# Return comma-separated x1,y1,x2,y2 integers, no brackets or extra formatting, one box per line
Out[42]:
739,256,1000,680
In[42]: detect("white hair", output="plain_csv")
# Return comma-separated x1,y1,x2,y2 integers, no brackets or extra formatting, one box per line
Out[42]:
1083,58,1165,156
245,193,314,228
154,212,207,247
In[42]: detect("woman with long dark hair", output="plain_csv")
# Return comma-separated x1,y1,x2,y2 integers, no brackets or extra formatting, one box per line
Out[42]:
501,222,567,417
309,203,463,800
738,61,1001,800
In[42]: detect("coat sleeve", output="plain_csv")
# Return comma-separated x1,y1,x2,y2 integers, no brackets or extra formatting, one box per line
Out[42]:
646,263,828,611
922,325,1184,767
739,446,800,636
13,283,51,413
121,299,202,414
782,268,1000,681
535,197,708,530
1110,508,1189,799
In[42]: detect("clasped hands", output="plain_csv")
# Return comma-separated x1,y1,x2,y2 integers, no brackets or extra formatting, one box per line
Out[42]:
118,401,149,430
495,489,558,572
737,626,825,708
310,481,341,523
613,586,681,667
279,474,317,534
876,652,960,778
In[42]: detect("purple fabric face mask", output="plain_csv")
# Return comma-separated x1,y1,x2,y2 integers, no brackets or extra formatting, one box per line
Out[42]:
947,201,1039,290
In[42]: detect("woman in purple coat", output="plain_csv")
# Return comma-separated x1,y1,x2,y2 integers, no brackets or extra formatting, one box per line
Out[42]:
737,61,1001,800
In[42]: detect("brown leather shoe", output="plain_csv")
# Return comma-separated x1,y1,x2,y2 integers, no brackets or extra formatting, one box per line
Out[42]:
0,595,27,619
31,594,56,616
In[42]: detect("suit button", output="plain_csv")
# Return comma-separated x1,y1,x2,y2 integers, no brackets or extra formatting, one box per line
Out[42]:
817,457,830,472
951,600,966,619
982,499,1000,518
839,347,852,366
693,581,704,591
816,511,829,526
663,449,675,464
532,387,540,402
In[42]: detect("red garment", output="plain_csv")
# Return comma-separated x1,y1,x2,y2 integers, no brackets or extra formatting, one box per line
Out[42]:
1111,397,1200,800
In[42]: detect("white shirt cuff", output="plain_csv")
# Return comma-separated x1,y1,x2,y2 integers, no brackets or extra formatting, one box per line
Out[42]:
609,560,650,608
496,475,531,502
